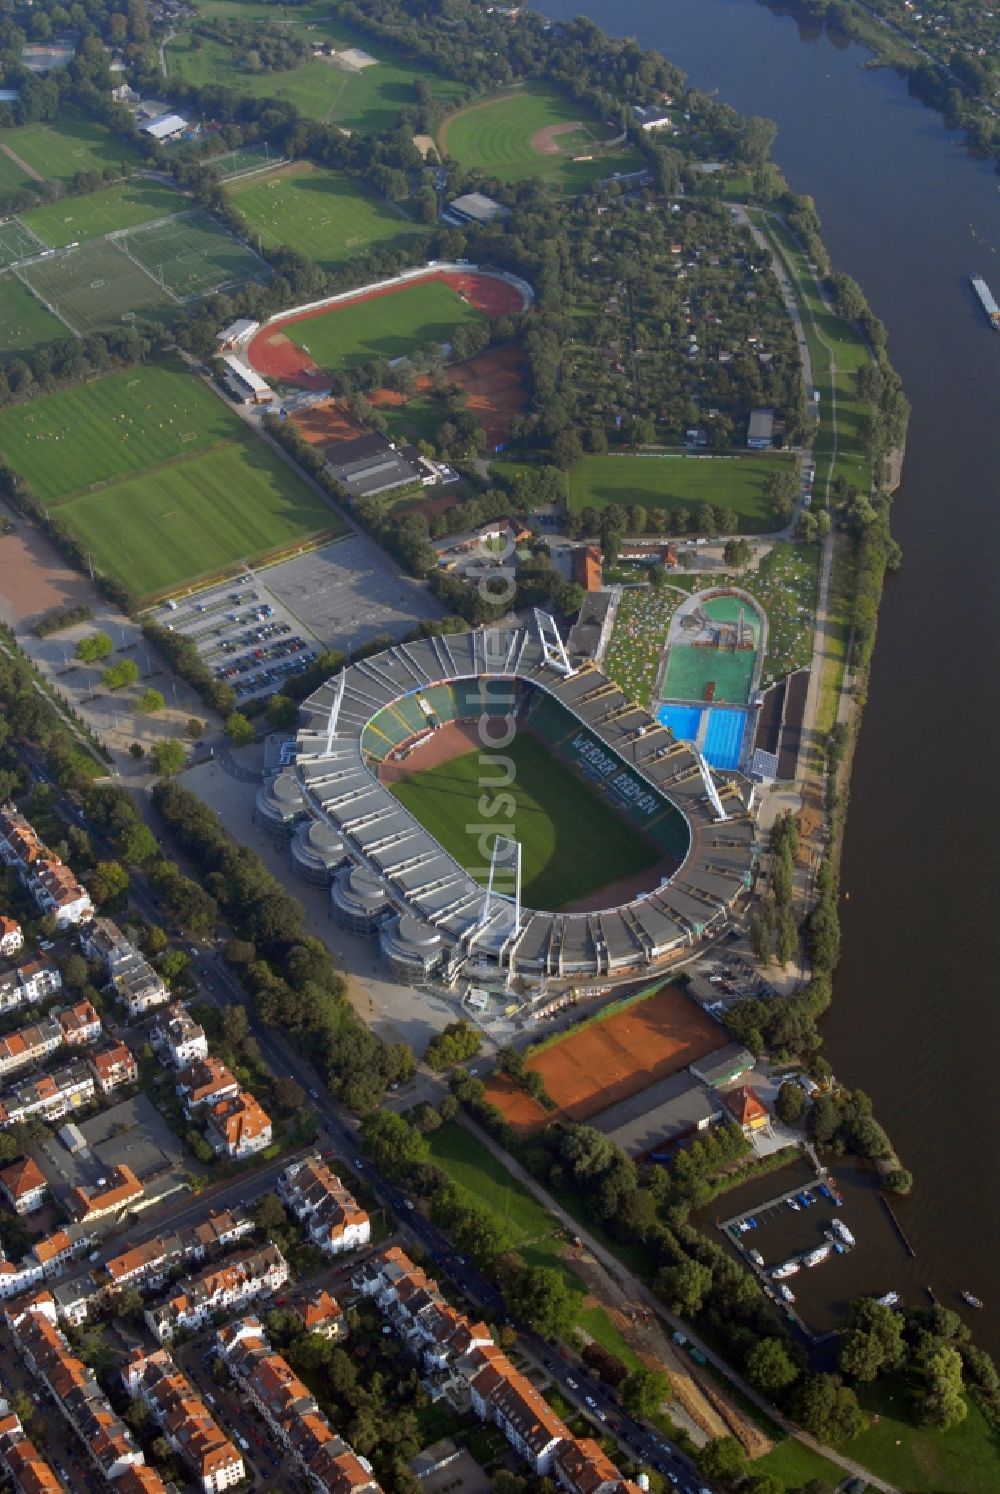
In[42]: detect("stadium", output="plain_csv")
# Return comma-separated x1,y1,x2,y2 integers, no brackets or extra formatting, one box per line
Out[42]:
265,616,758,993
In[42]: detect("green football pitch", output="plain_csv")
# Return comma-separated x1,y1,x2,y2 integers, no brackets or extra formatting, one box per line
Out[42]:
22,180,186,249
568,451,795,532
388,733,658,910
229,161,426,271
438,84,644,191
280,278,486,370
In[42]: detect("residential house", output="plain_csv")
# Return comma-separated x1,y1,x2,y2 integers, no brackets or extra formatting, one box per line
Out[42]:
186,1208,254,1261
87,1038,138,1096
0,916,23,958
0,1059,95,1127
0,1155,48,1215
216,1318,382,1494
176,1056,239,1115
291,1288,345,1341
0,806,45,867
111,951,169,1017
468,1345,569,1474
56,998,102,1047
0,1017,62,1079
30,1224,93,1278
51,1272,102,1327
15,958,62,1004
123,1347,244,1493
105,1235,187,1295
153,1003,208,1067
79,917,130,967
0,1406,60,1493
145,1243,289,1344
26,860,93,929
0,972,24,1016
0,1257,45,1300
554,1438,643,1494
67,1164,144,1225
204,1090,272,1160
278,1156,371,1255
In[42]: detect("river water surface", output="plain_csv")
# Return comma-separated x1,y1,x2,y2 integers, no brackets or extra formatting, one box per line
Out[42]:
541,0,1000,1356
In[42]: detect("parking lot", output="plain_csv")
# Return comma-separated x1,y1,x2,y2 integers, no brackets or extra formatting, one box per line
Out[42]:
151,574,319,704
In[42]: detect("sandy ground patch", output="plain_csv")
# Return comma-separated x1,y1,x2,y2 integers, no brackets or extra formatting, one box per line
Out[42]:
0,517,94,629
530,120,587,155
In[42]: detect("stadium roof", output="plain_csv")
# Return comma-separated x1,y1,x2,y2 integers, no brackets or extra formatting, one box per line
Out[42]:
293,618,757,980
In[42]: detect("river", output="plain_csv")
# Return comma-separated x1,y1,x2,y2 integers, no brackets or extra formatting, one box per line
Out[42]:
541,0,1000,1355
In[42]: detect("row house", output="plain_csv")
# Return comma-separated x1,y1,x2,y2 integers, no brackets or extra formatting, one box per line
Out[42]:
177,1056,239,1115
204,1090,272,1160
0,1225,92,1300
152,1002,208,1067
278,1156,371,1256
0,1058,95,1127
56,997,102,1047
67,1164,144,1225
6,1292,165,1489
352,1247,491,1373
0,957,63,1015
0,1155,48,1215
0,1016,63,1080
216,1318,382,1494
0,1404,60,1493
553,1438,644,1494
87,1038,138,1096
123,1347,244,1493
0,916,23,958
26,861,93,930
71,1208,252,1319
145,1242,289,1344
0,806,46,867
105,1235,188,1295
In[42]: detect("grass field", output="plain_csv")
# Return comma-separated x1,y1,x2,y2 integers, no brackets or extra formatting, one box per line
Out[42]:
568,452,795,531
281,279,486,370
388,732,657,909
22,180,186,249
0,109,137,183
206,142,281,180
848,1376,1000,1494
439,83,644,191
229,160,426,270
18,238,176,334
0,273,67,355
0,220,45,270
122,209,270,298
0,361,242,501
0,150,35,198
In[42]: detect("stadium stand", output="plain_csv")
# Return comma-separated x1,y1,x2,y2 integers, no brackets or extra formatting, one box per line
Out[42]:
293,620,757,986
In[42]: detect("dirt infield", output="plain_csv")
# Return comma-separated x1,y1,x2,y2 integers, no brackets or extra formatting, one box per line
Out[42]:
289,399,365,448
531,120,587,155
488,983,726,1132
246,270,528,388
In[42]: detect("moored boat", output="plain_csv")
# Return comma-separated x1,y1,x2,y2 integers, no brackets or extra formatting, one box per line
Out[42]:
961,1291,984,1309
803,1244,832,1268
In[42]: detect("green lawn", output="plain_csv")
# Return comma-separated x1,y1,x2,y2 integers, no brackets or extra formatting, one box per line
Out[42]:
229,160,425,270
0,273,66,356
439,83,644,191
57,438,339,600
0,149,35,198
389,732,657,909
750,1437,847,1492
0,108,137,183
281,278,485,371
0,362,243,501
22,179,186,249
568,452,795,532
847,1376,1000,1494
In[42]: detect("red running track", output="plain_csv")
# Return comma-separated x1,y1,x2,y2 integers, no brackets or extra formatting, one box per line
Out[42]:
246,270,527,388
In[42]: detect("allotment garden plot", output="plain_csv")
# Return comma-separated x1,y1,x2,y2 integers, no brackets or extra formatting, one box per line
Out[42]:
228,160,426,271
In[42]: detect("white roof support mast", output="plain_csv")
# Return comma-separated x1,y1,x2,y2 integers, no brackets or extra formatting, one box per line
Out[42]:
534,609,575,677
696,749,728,821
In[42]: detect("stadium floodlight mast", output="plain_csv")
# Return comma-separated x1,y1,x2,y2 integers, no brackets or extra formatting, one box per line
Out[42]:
696,748,728,822
534,608,574,677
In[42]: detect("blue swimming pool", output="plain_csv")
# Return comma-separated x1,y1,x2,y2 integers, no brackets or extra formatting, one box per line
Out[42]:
656,704,703,742
703,708,747,771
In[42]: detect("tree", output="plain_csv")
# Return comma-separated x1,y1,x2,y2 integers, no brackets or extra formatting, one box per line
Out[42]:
789,1373,866,1444
921,1345,967,1430
75,632,114,663
507,1265,573,1339
775,1081,806,1126
696,1437,747,1488
224,712,255,746
89,860,129,908
136,688,165,714
425,1021,481,1070
723,537,752,571
266,694,299,729
117,821,159,866
838,1299,905,1384
150,739,186,777
555,582,585,618
184,718,205,739
656,1258,712,1316
103,658,140,691
621,1367,669,1418
253,1192,289,1237
272,1076,306,1115
884,1167,913,1194
745,1337,800,1397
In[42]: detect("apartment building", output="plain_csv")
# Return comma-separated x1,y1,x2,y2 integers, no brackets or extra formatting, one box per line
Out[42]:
87,1038,138,1095
6,1292,165,1489
204,1090,272,1160
553,1437,644,1494
0,1155,48,1215
0,1058,95,1127
0,806,45,867
153,1003,208,1067
145,1243,289,1344
278,1156,371,1256
26,861,93,930
0,916,23,958
0,1016,62,1080
217,1318,382,1494
56,998,102,1047
176,1056,239,1114
67,1164,144,1225
0,1405,60,1493
13,958,62,1004
123,1347,244,1493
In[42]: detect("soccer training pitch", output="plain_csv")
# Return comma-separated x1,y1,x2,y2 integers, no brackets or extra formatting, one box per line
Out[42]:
281,278,486,370
0,220,45,271
438,83,644,191
17,238,176,335
229,160,426,271
120,210,271,298
568,452,796,531
0,273,66,355
0,109,137,184
22,180,186,250
388,733,658,910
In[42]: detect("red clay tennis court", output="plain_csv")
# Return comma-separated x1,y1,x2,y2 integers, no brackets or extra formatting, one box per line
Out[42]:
488,983,727,1131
